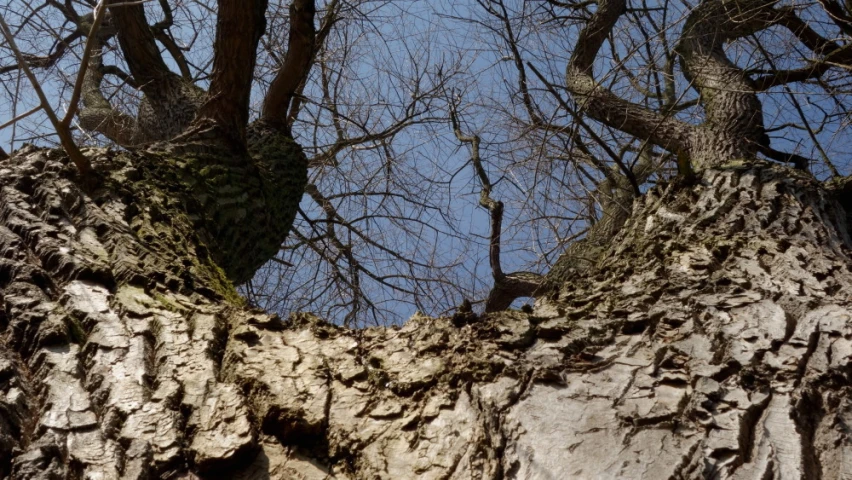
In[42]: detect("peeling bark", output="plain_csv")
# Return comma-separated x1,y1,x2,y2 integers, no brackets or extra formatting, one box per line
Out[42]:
1,144,851,478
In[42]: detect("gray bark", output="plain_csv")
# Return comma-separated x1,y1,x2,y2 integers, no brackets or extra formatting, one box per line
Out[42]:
2,145,852,479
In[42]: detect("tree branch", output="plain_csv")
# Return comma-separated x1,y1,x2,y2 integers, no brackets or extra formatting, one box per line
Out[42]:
449,100,543,312
752,62,833,91
262,0,316,132
0,13,90,174
564,0,691,154
107,0,172,90
75,6,145,146
151,0,192,79
285,0,339,128
192,0,269,145
776,8,852,65
63,0,109,128
0,30,82,75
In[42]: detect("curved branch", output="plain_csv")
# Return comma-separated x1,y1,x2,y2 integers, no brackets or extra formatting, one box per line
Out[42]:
261,0,316,132
151,0,191,79
675,1,850,166
75,10,143,146
450,103,543,312
64,3,111,128
285,0,339,128
564,0,691,154
78,50,144,147
103,0,207,143
675,0,774,166
485,272,544,312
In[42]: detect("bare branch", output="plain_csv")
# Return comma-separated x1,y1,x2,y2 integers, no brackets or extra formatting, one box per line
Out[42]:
107,0,172,89
564,0,691,154
449,97,542,312
191,0,269,145
63,0,109,128
0,105,41,130
0,13,90,174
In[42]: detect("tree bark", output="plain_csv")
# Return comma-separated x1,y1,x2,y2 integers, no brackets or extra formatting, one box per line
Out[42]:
2,145,851,478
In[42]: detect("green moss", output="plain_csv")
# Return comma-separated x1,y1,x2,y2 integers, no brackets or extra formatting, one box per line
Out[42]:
64,315,88,345
196,255,246,307
152,292,186,313
99,128,306,305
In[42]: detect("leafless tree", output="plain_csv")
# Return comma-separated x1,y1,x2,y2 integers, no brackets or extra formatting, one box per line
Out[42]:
0,0,852,477
436,0,851,295
0,0,492,326
2,0,851,325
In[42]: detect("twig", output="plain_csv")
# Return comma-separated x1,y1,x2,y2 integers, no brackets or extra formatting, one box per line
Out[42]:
0,106,41,130
0,14,91,174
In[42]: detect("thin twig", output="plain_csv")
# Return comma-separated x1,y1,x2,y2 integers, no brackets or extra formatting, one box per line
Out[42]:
0,13,91,174
0,106,41,131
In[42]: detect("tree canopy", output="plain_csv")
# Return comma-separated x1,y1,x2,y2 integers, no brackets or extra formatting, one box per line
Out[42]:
1,0,850,326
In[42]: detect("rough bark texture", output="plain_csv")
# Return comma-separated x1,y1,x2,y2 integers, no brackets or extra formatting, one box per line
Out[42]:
2,145,851,478
675,0,775,166
544,147,658,288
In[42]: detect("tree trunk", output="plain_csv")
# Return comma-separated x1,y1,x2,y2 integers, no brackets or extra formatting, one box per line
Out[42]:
2,146,851,478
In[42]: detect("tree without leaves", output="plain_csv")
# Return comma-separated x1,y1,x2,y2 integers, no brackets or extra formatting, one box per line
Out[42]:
0,0,852,478
450,0,851,287
1,0,485,326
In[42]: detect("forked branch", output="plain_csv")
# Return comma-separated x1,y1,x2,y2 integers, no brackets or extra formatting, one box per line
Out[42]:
0,14,91,174
261,0,317,132
449,100,542,312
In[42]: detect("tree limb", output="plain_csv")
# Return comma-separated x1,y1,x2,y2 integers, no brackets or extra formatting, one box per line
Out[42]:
63,0,109,128
449,100,543,312
564,0,691,154
0,13,90,174
107,0,172,90
191,0,269,145
262,0,316,132
0,30,82,74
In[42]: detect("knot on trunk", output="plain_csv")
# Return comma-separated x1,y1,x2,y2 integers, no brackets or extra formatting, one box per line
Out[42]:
139,123,307,285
